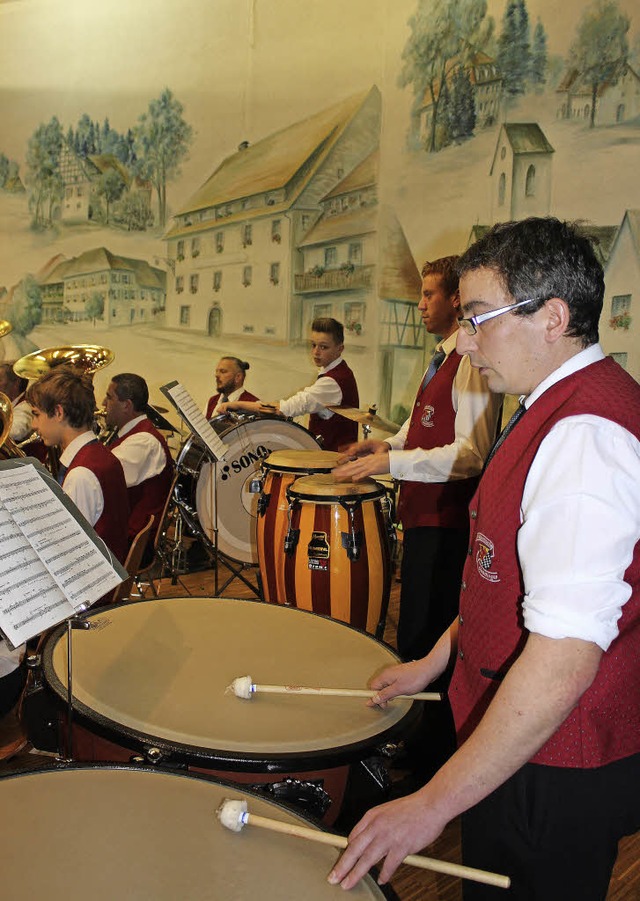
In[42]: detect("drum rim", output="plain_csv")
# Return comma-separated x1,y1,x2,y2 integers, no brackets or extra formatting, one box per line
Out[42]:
287,483,385,503
40,598,420,773
0,762,399,901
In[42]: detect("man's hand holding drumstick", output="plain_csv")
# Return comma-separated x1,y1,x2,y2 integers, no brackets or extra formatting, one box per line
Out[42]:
333,439,391,483
218,399,281,416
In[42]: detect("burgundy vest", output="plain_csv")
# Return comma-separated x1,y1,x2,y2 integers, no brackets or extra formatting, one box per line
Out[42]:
205,389,258,420
65,441,129,564
397,352,479,529
308,360,359,451
450,357,640,768
110,419,174,541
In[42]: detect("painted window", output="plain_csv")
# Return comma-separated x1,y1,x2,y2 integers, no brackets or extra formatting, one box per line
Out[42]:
348,242,362,264
271,219,282,242
213,271,222,291
175,276,184,294
216,232,224,253
525,165,536,197
270,262,280,285
345,302,364,336
177,240,185,260
242,224,252,246
243,265,252,287
611,294,631,316
191,238,200,258
498,173,506,207
324,246,338,268
190,274,199,294
179,305,191,326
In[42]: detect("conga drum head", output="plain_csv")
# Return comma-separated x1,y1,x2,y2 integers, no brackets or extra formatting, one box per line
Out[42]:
175,416,319,563
41,598,415,770
263,449,341,474
288,473,385,503
0,766,396,899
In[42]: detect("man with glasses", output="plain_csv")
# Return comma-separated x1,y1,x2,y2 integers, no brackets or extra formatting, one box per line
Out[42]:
328,218,640,900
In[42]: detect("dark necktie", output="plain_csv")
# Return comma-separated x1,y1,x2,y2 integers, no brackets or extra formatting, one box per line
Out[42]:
221,394,229,404
56,463,68,486
420,349,446,394
483,403,526,470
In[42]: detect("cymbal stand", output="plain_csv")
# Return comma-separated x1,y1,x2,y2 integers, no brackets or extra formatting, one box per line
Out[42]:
61,606,91,763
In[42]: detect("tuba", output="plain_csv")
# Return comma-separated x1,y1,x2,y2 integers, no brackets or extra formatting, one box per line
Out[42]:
0,392,27,459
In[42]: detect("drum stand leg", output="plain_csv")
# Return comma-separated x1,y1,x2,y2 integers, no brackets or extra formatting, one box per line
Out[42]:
209,461,261,599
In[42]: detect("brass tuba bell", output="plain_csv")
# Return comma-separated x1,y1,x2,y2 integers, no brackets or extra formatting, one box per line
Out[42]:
0,391,27,459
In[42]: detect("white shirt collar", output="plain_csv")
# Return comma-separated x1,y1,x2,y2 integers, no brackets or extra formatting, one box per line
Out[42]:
524,344,605,409
117,414,147,438
60,430,98,466
225,387,247,403
319,355,344,375
438,331,459,356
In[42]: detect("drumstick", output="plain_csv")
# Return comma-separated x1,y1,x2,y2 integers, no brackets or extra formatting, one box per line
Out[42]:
217,799,510,889
225,674,441,702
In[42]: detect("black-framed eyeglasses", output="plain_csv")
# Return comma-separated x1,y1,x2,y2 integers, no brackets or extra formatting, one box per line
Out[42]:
457,298,537,336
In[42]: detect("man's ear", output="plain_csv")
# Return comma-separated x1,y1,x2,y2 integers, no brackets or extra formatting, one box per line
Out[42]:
451,290,461,312
544,297,571,343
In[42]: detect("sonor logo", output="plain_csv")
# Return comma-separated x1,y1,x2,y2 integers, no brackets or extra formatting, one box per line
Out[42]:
219,445,271,480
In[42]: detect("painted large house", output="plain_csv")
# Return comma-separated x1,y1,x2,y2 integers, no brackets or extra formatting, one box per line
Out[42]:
557,62,640,126
164,87,423,417
38,247,166,326
601,210,640,382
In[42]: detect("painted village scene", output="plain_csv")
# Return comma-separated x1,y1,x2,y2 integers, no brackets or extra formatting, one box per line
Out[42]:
0,0,638,433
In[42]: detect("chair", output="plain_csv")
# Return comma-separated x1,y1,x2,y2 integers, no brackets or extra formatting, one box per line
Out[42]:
111,515,155,603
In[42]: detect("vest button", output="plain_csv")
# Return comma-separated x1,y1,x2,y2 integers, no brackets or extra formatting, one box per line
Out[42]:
459,650,465,660
467,547,472,556
459,614,464,625
461,580,467,590
470,510,477,519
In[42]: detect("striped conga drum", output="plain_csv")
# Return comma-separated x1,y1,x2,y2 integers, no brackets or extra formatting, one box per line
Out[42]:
283,474,393,638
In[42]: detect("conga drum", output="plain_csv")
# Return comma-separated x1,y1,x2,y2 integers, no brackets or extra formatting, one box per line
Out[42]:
283,474,393,638
257,449,341,604
0,766,397,899
40,597,418,824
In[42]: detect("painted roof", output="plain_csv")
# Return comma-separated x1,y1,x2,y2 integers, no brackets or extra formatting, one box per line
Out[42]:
377,206,422,303
606,210,640,268
39,247,166,290
489,123,554,174
175,89,374,218
299,206,377,246
323,150,378,200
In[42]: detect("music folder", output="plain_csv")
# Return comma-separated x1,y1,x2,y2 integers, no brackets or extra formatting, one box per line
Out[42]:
160,379,228,460
0,457,127,649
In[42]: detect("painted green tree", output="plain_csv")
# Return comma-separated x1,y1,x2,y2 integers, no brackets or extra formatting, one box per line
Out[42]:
95,168,126,224
530,19,548,87
10,276,42,336
25,117,64,229
399,0,493,153
497,0,531,96
569,0,629,128
133,89,193,227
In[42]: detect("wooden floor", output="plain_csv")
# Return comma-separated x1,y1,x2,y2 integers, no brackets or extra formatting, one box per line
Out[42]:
1,556,638,900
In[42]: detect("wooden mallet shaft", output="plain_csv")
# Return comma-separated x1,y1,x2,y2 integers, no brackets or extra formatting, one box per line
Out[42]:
228,676,440,702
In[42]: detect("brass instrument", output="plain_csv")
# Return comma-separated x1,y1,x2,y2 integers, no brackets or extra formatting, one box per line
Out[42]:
0,391,27,459
94,407,118,446
13,344,115,379
0,320,13,338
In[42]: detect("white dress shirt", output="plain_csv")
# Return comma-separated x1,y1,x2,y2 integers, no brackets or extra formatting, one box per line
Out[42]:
519,344,640,651
279,356,345,421
386,331,503,482
110,415,167,488
208,386,250,419
60,431,104,526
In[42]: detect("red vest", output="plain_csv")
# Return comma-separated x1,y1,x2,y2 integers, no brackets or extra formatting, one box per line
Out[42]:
65,441,129,564
110,419,174,541
308,360,359,451
450,357,640,768
205,389,258,420
397,352,479,529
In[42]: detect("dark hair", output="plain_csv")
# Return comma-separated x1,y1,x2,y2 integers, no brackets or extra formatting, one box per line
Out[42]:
421,255,460,297
111,373,149,412
311,317,344,345
0,362,28,395
220,356,250,373
26,366,95,429
458,218,603,347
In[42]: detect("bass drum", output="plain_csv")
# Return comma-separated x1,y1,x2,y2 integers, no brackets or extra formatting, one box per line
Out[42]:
175,414,319,564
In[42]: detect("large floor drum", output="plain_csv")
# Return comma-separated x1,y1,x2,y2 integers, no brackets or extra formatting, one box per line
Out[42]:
0,766,396,900
257,449,341,604
174,414,319,564
41,597,416,823
283,474,393,637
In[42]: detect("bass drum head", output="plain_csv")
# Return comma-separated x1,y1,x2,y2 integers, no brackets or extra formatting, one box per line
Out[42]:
1,766,395,900
195,417,319,563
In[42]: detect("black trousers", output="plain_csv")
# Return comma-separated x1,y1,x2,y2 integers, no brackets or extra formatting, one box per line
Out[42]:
397,525,468,778
462,754,640,901
0,662,26,720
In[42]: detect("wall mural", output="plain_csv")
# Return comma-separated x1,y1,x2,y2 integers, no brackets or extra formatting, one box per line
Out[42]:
0,0,638,442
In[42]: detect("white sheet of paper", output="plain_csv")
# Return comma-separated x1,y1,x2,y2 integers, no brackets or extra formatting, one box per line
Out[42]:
164,382,227,460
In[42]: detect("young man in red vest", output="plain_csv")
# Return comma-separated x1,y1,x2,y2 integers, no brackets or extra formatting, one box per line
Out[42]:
329,219,640,900
222,317,359,451
204,356,258,419
27,367,129,564
103,373,174,552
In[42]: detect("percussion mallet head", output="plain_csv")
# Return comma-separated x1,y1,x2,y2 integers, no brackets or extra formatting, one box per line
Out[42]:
225,675,254,699
217,798,249,832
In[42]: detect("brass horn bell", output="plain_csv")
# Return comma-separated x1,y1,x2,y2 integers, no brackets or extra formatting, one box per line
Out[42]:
13,344,115,379
0,391,26,459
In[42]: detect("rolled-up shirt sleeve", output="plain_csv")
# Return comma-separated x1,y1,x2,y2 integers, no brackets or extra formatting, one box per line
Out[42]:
519,415,640,651
278,376,343,420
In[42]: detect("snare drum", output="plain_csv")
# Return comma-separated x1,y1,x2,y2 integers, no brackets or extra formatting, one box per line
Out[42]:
40,597,417,824
257,450,341,604
174,414,319,563
0,766,395,900
283,474,393,637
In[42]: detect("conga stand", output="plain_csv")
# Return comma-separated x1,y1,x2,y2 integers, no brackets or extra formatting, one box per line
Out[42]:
209,458,260,598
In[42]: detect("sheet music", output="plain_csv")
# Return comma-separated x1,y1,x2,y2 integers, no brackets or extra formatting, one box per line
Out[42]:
160,380,227,460
0,462,125,647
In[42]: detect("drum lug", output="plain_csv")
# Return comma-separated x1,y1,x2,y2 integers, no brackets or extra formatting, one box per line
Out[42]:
341,530,362,562
256,490,270,515
359,756,392,794
248,777,332,821
284,527,300,556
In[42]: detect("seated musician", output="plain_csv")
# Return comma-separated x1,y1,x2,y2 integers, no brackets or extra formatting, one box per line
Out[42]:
103,373,174,553
0,362,32,441
27,367,129,564
221,318,359,452
205,356,258,419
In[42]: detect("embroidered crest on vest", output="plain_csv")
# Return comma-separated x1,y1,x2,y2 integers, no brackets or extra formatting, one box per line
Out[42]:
420,404,435,427
475,531,499,582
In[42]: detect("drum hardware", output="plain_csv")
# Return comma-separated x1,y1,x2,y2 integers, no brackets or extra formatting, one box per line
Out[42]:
13,344,115,379
248,777,331,821
339,501,362,562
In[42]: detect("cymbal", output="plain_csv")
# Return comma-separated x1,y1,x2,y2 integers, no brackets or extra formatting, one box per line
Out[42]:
13,344,115,379
327,405,398,434
0,320,12,338
146,404,175,432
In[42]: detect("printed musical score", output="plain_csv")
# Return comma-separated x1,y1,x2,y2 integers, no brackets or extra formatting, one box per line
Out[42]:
160,380,227,460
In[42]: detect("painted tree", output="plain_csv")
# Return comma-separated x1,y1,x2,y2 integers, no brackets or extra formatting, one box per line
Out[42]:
448,66,476,141
86,291,105,325
25,117,64,228
399,0,493,153
530,19,548,87
133,89,192,227
95,168,126,224
10,276,42,336
497,0,531,96
569,0,629,128
114,192,154,232
0,153,9,188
